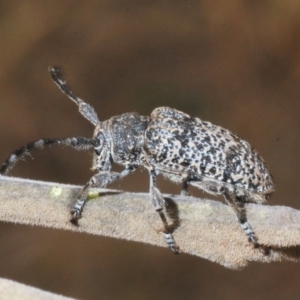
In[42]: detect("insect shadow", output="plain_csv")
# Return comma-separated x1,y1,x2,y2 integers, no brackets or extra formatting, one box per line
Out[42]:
163,197,181,233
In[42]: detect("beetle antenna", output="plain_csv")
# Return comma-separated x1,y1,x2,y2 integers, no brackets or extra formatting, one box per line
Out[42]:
0,137,98,175
49,66,99,126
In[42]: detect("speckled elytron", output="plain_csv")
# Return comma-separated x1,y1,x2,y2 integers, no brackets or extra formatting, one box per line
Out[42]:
0,67,274,254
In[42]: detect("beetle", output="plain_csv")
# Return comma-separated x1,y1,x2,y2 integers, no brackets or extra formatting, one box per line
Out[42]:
0,67,274,254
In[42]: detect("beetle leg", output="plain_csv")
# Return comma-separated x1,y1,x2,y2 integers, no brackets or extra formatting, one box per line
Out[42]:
149,170,180,254
180,178,190,196
0,137,96,175
70,180,91,224
224,192,259,248
71,165,137,224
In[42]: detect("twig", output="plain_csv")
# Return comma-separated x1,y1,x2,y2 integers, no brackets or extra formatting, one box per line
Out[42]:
0,277,76,300
1,175,300,269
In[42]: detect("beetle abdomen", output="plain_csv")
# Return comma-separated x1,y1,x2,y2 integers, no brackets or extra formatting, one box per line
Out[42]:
145,107,274,194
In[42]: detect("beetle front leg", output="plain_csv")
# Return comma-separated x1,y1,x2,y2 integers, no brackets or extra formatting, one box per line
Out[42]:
149,170,180,254
71,166,136,224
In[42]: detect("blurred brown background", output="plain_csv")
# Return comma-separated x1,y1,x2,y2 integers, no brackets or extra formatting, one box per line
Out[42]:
0,1,300,299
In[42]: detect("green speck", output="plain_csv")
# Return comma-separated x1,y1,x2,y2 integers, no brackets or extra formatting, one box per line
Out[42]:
88,191,100,200
50,187,63,197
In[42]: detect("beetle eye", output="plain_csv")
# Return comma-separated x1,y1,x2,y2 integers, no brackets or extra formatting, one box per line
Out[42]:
94,133,104,155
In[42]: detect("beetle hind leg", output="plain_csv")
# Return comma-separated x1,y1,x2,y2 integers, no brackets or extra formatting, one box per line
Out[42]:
224,192,259,248
157,208,180,254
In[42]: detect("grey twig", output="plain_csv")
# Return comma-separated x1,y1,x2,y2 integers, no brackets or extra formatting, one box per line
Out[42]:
0,277,76,300
1,175,300,269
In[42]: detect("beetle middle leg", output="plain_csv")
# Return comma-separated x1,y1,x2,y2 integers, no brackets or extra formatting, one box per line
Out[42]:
149,169,180,254
71,165,137,224
224,192,259,248
180,178,190,196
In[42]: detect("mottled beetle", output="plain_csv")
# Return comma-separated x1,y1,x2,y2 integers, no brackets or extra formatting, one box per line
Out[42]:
0,67,274,254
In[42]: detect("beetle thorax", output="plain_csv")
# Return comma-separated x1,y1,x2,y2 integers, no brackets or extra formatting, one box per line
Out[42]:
109,113,149,166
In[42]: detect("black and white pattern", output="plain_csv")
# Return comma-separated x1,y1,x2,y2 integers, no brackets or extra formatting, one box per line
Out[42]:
145,107,273,196
0,67,275,254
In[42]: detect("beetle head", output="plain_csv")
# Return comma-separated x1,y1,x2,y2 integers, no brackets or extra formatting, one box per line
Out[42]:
92,124,112,171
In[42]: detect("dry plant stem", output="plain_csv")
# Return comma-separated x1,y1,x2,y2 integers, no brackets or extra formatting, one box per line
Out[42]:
0,277,77,300
1,176,300,269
